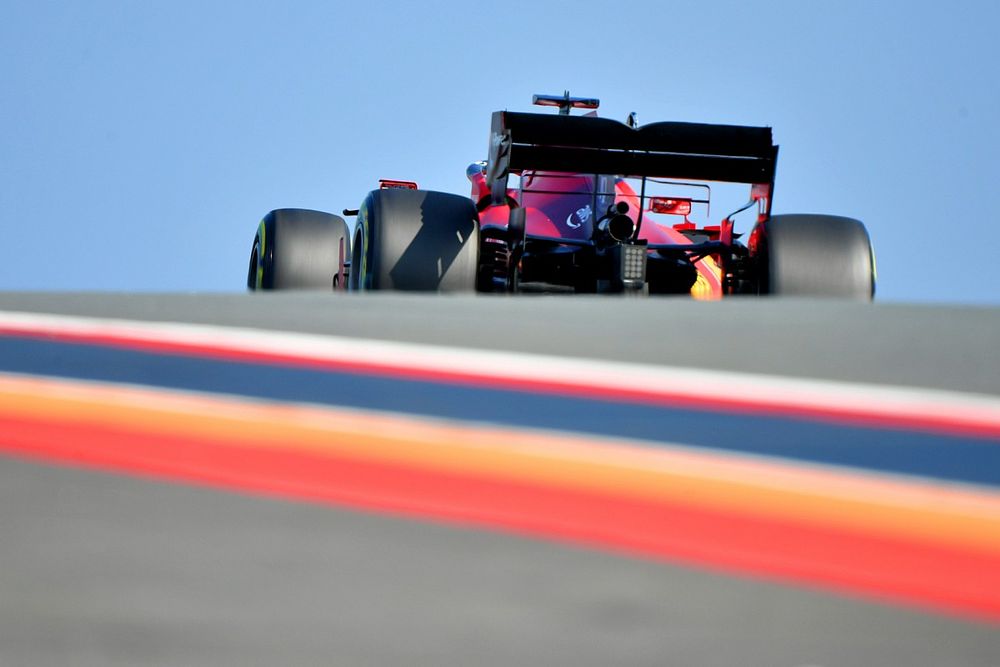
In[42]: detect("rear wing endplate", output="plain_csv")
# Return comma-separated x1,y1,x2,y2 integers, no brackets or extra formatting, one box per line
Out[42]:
485,111,778,192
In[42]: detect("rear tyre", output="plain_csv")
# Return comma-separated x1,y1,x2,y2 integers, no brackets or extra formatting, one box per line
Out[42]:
349,189,479,291
247,209,350,290
752,214,875,299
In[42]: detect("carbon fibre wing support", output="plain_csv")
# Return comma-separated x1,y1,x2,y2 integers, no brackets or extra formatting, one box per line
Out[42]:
485,111,778,192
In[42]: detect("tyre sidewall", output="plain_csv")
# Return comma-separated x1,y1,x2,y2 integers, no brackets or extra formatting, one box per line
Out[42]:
354,189,479,291
753,214,874,299
254,209,348,290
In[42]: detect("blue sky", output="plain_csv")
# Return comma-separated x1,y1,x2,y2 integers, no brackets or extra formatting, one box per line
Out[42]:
2,1,998,303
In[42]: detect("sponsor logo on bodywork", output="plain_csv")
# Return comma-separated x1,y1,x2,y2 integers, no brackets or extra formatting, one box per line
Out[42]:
565,205,592,229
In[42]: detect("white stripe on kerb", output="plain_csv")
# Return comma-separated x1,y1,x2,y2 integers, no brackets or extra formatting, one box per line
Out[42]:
1,310,998,432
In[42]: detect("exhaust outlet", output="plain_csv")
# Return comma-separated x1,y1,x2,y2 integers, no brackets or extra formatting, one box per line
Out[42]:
597,202,635,242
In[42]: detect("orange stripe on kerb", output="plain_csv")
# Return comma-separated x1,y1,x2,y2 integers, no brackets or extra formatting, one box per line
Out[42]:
2,373,999,558
3,409,1000,622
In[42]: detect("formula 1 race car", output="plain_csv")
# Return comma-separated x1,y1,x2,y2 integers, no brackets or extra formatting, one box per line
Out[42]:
247,93,875,299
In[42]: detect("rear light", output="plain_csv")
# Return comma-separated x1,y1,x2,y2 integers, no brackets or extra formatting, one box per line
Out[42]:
379,179,419,190
650,197,692,216
751,183,770,201
621,243,647,287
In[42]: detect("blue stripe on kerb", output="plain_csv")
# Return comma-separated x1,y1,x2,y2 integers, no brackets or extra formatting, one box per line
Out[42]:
1,335,998,487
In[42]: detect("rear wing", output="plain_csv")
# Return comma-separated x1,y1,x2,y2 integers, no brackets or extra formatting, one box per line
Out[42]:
485,111,778,193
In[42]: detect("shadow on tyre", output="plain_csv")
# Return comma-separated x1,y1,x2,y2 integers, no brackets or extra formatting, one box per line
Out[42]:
387,193,478,290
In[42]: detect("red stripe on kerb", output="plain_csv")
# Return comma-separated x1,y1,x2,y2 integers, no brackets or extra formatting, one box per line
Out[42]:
1,325,998,441
2,415,998,623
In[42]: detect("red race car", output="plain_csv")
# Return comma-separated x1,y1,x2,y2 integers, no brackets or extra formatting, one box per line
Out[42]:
247,93,875,299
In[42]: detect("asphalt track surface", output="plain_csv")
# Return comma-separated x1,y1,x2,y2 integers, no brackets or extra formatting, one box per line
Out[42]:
2,292,999,666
